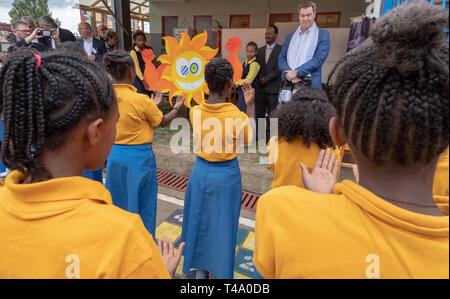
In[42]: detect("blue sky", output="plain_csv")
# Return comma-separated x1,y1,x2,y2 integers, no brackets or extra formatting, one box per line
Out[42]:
0,0,81,34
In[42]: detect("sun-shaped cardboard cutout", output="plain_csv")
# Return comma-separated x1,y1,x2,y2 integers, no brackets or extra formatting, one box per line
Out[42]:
158,30,218,108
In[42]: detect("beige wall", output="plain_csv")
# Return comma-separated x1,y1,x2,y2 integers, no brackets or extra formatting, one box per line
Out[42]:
150,0,368,32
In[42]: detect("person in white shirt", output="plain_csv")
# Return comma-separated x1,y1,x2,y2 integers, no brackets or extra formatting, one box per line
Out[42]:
77,22,107,62
278,1,330,89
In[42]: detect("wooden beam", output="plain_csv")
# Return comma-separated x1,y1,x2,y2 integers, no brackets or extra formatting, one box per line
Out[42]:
100,0,130,37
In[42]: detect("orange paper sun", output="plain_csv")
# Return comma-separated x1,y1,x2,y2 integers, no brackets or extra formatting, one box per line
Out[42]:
158,31,218,108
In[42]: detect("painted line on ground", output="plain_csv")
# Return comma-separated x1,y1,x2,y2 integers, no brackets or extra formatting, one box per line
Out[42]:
157,193,255,229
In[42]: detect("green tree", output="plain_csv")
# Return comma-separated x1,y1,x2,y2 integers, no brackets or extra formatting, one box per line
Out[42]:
9,0,61,27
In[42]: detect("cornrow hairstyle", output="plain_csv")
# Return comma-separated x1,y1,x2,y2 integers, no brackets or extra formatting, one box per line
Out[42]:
292,87,328,103
0,48,115,181
204,58,234,94
325,1,449,166
271,98,336,148
102,50,135,81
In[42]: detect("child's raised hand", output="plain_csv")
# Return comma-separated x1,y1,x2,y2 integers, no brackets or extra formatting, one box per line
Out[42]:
242,82,255,106
300,148,340,194
151,90,162,106
157,236,185,278
174,95,185,109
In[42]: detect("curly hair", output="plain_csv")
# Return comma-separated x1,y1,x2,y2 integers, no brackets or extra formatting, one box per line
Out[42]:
325,1,449,166
204,58,234,94
292,87,328,103
103,50,135,81
272,98,336,149
0,48,115,181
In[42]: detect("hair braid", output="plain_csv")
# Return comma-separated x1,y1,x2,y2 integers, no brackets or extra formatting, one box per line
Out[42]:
326,1,449,166
0,48,115,181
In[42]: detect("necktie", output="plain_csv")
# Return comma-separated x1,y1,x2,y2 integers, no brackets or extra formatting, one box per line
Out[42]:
265,46,272,63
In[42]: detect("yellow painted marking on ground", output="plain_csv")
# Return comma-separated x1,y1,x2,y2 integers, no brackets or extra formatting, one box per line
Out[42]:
242,231,255,251
234,272,251,279
155,221,182,243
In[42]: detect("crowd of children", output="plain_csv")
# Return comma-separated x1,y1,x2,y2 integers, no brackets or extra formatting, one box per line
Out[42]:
0,1,448,279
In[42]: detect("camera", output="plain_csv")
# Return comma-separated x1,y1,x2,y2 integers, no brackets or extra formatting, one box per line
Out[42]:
39,30,52,37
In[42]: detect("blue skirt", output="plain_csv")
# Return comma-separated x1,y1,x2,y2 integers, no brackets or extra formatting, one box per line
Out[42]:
181,156,242,279
82,169,103,183
105,143,158,237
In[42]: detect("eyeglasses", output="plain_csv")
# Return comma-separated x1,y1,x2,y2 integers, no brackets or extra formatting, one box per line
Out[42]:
16,30,31,33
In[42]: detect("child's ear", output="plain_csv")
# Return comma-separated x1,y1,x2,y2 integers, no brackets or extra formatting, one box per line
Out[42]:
329,116,346,147
86,118,105,147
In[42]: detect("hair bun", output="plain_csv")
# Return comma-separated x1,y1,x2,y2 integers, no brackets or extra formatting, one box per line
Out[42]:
371,1,448,49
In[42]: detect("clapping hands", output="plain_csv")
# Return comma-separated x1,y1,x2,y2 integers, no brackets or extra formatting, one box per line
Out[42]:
151,90,163,106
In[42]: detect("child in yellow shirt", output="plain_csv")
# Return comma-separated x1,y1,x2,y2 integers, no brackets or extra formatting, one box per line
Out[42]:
102,50,184,238
268,87,341,189
235,42,260,113
253,2,449,279
180,58,255,279
0,48,184,278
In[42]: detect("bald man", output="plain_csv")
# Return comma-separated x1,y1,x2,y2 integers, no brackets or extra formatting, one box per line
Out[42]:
77,22,106,62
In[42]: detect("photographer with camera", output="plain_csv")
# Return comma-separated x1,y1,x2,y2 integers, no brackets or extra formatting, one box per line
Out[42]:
38,15,76,49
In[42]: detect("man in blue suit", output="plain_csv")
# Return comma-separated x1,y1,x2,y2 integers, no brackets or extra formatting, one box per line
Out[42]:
77,22,107,62
278,1,330,89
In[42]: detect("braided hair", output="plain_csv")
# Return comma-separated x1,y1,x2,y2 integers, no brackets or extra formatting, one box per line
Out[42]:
326,1,449,166
204,58,234,94
272,89,336,148
102,50,135,81
0,48,115,181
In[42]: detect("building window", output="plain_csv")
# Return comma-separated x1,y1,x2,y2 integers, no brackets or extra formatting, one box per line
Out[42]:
315,12,341,28
269,13,293,24
162,16,178,37
230,15,250,28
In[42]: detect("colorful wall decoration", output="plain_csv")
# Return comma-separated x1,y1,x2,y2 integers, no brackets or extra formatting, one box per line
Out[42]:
143,32,244,108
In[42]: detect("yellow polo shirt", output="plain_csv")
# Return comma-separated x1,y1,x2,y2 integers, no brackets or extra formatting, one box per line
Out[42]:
433,148,449,197
0,171,170,279
254,182,449,279
190,102,253,162
268,136,341,189
113,84,163,145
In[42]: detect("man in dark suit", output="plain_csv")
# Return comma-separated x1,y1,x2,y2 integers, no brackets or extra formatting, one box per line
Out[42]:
77,22,107,62
38,16,76,49
255,25,282,142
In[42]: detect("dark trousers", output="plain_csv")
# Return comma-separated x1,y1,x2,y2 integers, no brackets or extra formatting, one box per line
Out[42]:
236,87,247,113
255,92,279,143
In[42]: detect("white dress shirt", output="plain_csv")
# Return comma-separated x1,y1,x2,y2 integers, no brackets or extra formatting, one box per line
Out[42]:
83,36,94,55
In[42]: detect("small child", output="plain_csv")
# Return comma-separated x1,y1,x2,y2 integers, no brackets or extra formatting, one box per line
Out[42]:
130,30,152,96
0,48,183,278
235,41,260,113
268,87,341,189
103,50,184,238
180,58,255,279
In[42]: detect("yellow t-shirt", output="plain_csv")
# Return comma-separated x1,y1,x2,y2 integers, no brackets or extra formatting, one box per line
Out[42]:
190,102,253,162
268,136,341,189
113,84,163,145
254,182,449,279
433,148,449,197
0,171,170,279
